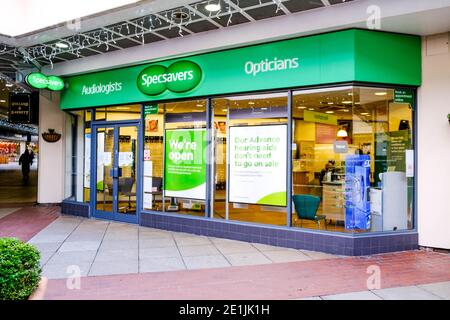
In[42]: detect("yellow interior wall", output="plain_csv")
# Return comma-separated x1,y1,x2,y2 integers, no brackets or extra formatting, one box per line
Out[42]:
389,102,412,131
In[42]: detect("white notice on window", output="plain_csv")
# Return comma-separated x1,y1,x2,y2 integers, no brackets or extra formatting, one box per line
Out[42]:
118,152,133,166
143,193,153,209
406,150,414,177
144,161,153,177
143,177,153,193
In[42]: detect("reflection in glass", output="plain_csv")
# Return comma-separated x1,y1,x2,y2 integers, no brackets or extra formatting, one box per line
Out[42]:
212,92,288,226
291,86,414,233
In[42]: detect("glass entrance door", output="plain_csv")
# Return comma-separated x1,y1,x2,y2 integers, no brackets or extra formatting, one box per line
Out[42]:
92,123,139,223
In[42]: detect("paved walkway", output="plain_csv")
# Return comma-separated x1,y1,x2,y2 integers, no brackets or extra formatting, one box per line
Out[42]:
44,250,450,300
306,281,450,300
0,162,37,205
1,207,449,300
0,206,59,241
28,215,340,279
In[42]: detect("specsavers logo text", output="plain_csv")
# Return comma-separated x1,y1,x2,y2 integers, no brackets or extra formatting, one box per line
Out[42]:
137,60,202,96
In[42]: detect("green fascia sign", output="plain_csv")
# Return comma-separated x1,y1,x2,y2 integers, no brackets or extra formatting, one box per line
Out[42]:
26,72,65,91
60,29,421,110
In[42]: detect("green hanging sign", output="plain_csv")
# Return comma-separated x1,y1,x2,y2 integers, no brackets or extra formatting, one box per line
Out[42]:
25,72,65,91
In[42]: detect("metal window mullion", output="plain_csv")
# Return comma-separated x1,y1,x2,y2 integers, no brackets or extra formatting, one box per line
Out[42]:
286,90,293,227
205,98,212,218
225,101,230,221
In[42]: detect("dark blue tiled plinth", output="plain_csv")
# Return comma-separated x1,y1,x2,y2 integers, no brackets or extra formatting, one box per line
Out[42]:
61,200,89,218
140,211,418,256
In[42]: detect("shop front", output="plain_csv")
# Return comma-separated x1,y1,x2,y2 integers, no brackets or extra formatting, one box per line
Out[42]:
60,28,421,255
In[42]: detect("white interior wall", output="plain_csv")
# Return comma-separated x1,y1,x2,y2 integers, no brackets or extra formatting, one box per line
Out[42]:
37,91,65,204
418,32,450,250
63,114,73,199
76,113,84,202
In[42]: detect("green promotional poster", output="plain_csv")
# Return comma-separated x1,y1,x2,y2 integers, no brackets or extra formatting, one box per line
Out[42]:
164,128,206,200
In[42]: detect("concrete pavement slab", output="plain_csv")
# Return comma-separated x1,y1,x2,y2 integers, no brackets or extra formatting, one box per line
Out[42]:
418,281,450,300
260,249,312,263
89,260,138,276
183,255,231,269
322,291,382,300
224,252,272,266
178,244,221,257
58,240,101,252
373,285,443,300
139,246,181,259
139,257,186,273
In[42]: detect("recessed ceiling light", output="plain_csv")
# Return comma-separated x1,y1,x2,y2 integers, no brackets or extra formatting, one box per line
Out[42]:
325,111,334,114
222,109,227,112
55,42,69,49
205,3,221,12
343,109,350,112
248,101,255,105
361,112,369,115
5,83,13,87
297,106,307,109
0,99,6,103
308,108,315,111
342,101,352,104
348,92,353,96
261,107,268,110
327,102,334,105
196,104,203,107
375,92,387,96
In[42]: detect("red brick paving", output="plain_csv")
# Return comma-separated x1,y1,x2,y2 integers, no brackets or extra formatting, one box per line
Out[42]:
45,250,450,300
0,206,60,242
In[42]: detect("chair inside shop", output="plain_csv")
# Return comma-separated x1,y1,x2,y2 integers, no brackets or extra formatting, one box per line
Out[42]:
293,194,327,229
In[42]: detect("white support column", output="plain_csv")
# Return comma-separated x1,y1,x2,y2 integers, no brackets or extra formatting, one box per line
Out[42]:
417,32,450,250
37,91,66,204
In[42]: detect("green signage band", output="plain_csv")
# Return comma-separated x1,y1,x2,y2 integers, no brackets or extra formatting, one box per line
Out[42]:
26,72,65,91
137,60,202,95
60,29,421,110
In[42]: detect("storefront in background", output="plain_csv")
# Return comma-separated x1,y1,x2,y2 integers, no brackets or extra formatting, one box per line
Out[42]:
60,29,421,256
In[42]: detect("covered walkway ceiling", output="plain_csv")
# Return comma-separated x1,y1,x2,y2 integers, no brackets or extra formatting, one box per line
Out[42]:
0,0,353,80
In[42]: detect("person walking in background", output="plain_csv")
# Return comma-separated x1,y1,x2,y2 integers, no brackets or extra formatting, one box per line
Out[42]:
18,149,33,185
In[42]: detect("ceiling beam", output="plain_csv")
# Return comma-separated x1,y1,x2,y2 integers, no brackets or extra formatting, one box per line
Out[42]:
223,0,255,22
